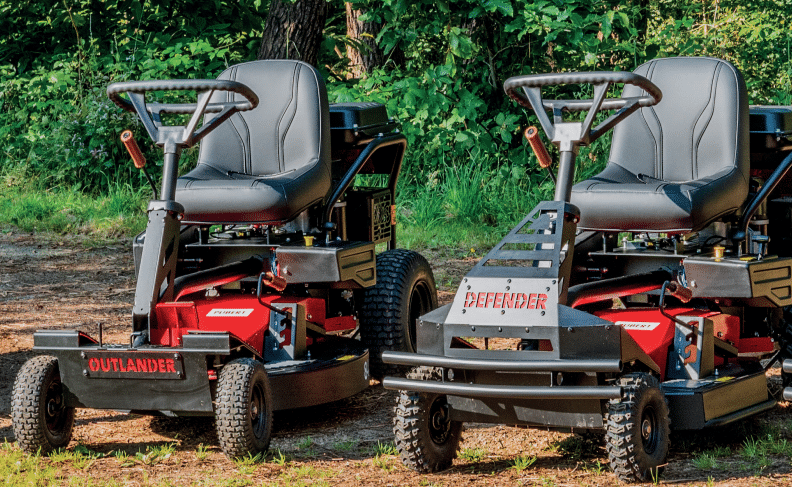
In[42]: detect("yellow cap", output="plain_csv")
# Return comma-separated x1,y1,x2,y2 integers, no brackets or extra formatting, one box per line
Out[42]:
304,235,314,246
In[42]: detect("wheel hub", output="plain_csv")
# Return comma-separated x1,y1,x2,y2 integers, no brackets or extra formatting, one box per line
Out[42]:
642,418,652,440
428,398,451,444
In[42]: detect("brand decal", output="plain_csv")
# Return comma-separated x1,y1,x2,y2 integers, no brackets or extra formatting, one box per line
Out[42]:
82,351,184,379
463,292,547,310
87,356,177,374
207,308,254,317
616,321,661,331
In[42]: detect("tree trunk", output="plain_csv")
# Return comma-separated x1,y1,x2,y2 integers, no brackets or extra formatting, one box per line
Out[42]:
345,3,384,78
257,0,328,67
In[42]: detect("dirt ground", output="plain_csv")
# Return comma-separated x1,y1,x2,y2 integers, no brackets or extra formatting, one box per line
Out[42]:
2,232,792,486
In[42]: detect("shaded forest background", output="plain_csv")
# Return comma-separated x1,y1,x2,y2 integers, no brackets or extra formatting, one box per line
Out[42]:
1,0,791,236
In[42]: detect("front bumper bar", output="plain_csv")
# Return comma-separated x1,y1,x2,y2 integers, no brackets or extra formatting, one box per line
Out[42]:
382,351,622,372
382,351,622,400
383,376,621,399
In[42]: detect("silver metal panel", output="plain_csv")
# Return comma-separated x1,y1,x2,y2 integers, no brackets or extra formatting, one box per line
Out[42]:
446,276,559,326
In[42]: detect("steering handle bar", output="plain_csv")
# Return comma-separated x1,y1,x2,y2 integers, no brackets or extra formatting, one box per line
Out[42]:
106,79,258,149
107,79,258,113
503,71,662,146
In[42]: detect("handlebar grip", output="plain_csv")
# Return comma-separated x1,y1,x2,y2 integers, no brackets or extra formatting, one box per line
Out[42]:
120,130,146,169
666,281,693,304
524,127,552,168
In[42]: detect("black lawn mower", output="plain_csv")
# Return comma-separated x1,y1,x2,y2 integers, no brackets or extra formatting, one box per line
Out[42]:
11,60,437,459
382,56,792,482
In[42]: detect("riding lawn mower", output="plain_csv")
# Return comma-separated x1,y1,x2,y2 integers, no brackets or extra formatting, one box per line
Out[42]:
11,59,437,459
382,56,792,483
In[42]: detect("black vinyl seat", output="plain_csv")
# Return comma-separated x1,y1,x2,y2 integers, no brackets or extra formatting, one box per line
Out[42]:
571,57,750,233
176,60,332,224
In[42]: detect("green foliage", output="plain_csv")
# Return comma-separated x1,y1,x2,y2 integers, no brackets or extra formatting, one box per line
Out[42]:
509,455,537,471
459,447,488,463
2,0,792,237
1,0,266,195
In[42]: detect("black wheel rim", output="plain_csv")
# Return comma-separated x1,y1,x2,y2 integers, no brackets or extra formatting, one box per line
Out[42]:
407,279,433,352
641,404,659,455
428,396,452,445
250,381,267,440
44,378,67,434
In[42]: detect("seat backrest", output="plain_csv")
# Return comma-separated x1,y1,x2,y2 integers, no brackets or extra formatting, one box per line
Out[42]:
609,56,749,184
196,59,331,178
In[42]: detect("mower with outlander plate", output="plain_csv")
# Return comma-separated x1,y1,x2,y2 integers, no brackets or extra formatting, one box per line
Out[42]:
382,56,792,482
11,60,437,459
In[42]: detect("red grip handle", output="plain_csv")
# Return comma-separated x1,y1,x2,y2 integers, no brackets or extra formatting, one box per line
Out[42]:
524,126,552,169
262,271,287,292
120,130,146,169
666,282,693,303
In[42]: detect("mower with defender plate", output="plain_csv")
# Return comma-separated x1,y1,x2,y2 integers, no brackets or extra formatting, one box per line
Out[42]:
382,56,792,482
11,60,437,459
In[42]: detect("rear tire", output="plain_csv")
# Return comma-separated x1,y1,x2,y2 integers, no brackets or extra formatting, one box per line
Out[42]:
605,373,670,483
12,355,75,454
215,358,273,459
393,366,462,473
360,249,438,379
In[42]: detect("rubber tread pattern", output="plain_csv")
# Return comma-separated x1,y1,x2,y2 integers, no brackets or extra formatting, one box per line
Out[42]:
215,358,273,459
393,366,462,473
12,355,75,454
605,373,670,483
359,249,437,379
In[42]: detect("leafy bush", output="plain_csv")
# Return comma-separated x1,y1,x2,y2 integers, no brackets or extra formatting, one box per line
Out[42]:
1,0,790,235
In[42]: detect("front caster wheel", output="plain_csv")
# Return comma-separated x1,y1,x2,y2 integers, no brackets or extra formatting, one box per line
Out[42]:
215,358,273,459
393,366,462,473
606,372,670,483
12,355,75,454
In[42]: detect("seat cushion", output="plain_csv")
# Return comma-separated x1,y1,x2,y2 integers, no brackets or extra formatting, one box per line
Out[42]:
570,56,750,233
175,59,332,224
176,161,327,224
571,163,746,232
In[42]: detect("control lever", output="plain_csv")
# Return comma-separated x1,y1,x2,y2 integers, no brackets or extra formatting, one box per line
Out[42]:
524,126,555,184
121,130,158,199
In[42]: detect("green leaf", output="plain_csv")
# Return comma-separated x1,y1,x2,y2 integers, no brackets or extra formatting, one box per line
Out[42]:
483,0,513,17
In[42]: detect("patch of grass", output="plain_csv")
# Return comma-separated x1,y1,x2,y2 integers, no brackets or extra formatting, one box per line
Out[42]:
704,445,732,458
195,443,210,461
112,449,135,467
0,442,60,485
332,438,358,452
0,183,148,239
691,453,719,470
234,452,264,475
372,441,398,456
269,449,288,466
296,436,314,450
278,464,333,487
582,459,606,475
135,442,176,466
459,447,487,463
509,455,537,471
71,444,104,470
372,454,396,472
547,435,599,460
